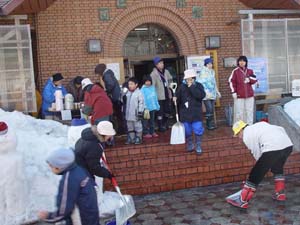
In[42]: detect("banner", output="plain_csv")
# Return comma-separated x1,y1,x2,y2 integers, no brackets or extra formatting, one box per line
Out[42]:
248,57,268,94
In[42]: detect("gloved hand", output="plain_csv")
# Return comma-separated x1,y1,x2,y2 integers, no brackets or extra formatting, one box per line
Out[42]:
244,77,250,83
232,93,237,99
137,111,144,120
217,91,221,98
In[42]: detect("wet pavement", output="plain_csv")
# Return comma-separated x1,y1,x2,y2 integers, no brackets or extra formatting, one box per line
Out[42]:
34,174,300,225
102,174,300,225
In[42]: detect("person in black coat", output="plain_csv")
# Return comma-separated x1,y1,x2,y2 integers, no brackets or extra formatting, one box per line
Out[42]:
174,69,206,154
74,121,116,179
95,64,125,135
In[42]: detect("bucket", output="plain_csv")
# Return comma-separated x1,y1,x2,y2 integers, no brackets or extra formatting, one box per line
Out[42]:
65,93,74,110
292,79,300,97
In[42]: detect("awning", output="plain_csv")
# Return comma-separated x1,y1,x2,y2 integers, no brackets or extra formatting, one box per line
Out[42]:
239,0,300,10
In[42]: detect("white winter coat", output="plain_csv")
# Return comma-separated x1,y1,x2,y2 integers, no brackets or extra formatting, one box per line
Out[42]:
243,122,293,161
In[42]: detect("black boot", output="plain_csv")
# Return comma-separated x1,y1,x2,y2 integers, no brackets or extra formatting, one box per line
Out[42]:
158,119,166,132
206,115,216,130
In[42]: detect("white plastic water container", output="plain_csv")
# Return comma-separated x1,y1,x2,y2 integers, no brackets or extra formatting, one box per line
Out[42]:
55,90,64,111
65,93,74,110
292,79,300,97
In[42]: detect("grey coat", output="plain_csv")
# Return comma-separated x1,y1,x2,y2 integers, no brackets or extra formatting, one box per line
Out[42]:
125,89,144,121
150,68,173,101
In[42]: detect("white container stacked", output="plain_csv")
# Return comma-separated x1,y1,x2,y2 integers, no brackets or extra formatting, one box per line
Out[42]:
55,90,64,111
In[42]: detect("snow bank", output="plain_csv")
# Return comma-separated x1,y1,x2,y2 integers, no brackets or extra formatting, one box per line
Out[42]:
0,109,69,224
284,98,300,127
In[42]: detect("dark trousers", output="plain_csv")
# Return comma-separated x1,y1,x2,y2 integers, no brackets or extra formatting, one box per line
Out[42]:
157,99,171,128
112,100,126,134
203,100,215,116
142,110,156,135
248,146,293,186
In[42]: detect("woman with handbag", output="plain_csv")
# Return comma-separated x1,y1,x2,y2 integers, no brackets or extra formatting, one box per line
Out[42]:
141,76,160,138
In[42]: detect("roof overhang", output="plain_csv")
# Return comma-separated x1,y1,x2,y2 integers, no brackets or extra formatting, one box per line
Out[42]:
0,0,57,16
239,0,300,10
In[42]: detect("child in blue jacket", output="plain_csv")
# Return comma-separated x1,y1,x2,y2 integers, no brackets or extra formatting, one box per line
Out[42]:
141,76,160,138
38,148,99,225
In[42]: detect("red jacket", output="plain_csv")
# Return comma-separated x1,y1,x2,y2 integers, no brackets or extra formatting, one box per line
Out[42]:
228,67,257,98
83,84,113,124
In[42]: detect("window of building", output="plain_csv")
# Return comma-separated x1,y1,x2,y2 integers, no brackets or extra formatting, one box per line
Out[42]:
123,24,178,57
242,19,300,93
0,25,36,112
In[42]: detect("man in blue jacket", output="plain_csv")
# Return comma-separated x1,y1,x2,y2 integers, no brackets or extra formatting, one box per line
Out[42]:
38,148,100,225
41,73,68,119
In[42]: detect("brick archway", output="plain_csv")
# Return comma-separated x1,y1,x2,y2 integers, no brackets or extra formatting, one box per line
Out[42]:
103,2,201,57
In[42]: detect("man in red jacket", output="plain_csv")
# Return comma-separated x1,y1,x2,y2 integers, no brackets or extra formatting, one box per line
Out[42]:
228,56,257,125
81,78,113,125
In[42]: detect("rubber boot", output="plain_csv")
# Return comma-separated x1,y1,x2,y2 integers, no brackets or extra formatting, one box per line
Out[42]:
273,175,286,201
125,131,135,145
135,132,142,145
186,136,194,152
195,135,202,155
158,119,166,132
226,181,256,209
206,115,216,130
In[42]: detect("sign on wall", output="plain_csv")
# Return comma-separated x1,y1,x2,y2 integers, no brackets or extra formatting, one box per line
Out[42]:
99,57,125,84
186,55,210,77
248,57,269,94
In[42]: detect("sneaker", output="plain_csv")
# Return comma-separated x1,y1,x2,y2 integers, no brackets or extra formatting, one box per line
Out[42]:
143,134,152,139
135,137,142,145
152,133,159,138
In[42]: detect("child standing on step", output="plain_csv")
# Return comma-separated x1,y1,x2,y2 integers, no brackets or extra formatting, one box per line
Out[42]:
124,77,145,144
174,69,206,154
141,75,160,138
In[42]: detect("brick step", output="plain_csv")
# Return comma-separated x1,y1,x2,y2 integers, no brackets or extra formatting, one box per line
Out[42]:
103,127,300,195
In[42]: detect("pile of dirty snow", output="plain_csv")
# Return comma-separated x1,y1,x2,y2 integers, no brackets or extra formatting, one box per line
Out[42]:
284,98,300,127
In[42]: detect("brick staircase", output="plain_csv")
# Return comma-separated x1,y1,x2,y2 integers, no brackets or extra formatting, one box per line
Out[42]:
104,126,300,195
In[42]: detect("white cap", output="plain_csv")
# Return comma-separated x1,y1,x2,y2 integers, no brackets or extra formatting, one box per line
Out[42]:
97,121,116,136
81,78,93,90
183,69,197,79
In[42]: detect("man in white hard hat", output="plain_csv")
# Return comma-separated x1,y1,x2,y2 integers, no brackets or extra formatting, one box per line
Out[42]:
226,120,293,209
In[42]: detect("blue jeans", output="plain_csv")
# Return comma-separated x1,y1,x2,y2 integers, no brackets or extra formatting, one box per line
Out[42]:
204,100,215,117
142,110,156,135
184,121,204,137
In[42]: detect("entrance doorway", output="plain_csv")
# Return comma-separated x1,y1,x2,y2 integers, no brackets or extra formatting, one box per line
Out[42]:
123,24,184,84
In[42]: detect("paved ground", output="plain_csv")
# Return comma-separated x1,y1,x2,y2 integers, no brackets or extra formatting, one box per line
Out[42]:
35,174,300,225
109,174,300,225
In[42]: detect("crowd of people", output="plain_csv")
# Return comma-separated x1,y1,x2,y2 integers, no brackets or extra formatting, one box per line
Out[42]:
29,55,294,224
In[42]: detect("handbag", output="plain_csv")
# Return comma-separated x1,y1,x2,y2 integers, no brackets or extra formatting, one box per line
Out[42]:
143,109,150,120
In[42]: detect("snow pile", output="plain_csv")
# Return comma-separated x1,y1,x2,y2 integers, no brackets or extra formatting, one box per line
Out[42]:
284,98,300,127
0,109,69,225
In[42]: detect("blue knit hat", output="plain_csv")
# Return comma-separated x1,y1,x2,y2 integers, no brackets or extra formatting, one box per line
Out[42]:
46,148,75,170
71,118,88,126
204,58,213,66
153,56,163,65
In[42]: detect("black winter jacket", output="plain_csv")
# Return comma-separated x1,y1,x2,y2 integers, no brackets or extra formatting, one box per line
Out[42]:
103,69,121,103
74,127,112,179
175,82,206,122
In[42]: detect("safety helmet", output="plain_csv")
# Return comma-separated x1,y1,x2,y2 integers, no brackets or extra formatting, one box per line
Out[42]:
232,120,247,136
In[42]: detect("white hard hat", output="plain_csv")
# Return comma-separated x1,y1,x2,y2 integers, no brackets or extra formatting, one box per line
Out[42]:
81,78,93,90
183,69,197,79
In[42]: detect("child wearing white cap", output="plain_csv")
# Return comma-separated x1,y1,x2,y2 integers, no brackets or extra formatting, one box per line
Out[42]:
173,69,206,154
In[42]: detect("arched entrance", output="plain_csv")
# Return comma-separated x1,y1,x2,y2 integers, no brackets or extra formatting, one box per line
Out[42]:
123,23,180,84
103,2,200,83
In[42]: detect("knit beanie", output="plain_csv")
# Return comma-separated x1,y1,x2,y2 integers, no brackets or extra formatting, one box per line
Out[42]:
153,56,162,66
46,148,75,170
52,73,64,82
204,58,213,66
0,122,8,135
